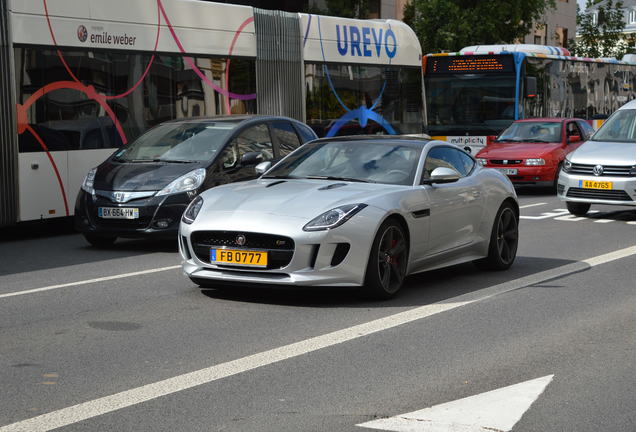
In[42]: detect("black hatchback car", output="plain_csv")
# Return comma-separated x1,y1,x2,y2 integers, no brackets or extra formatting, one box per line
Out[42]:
75,115,317,246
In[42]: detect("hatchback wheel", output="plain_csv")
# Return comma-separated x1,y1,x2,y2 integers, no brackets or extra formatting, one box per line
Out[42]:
364,220,408,299
566,201,590,216
475,202,518,270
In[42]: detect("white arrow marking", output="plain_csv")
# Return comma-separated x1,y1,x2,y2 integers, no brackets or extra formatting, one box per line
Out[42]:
357,375,554,432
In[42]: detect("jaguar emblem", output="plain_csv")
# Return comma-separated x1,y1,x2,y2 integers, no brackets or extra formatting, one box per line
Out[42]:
235,235,246,246
593,164,604,176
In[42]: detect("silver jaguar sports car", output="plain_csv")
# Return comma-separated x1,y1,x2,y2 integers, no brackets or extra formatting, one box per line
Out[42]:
178,136,519,298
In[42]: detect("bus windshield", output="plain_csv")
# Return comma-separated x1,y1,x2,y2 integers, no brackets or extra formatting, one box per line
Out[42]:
425,74,516,136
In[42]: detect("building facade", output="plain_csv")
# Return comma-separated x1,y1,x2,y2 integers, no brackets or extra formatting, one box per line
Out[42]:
586,0,636,35
523,0,577,48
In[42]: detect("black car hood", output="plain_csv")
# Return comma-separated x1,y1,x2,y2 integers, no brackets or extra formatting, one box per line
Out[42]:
93,160,202,191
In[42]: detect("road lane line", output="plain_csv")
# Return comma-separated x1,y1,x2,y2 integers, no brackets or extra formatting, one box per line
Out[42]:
0,266,180,299
3,245,636,432
519,202,547,209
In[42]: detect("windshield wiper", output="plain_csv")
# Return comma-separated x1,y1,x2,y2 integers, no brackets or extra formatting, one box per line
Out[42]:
518,139,550,143
261,174,300,179
494,138,522,143
124,158,198,163
303,175,371,183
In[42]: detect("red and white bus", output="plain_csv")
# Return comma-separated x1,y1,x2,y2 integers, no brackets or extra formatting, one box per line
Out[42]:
423,44,636,154
0,0,424,226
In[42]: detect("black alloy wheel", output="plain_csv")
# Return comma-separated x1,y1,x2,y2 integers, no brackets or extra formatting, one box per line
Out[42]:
364,220,408,299
475,203,519,270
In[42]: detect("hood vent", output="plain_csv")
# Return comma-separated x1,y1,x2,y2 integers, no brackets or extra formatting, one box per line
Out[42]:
318,183,347,191
265,180,287,188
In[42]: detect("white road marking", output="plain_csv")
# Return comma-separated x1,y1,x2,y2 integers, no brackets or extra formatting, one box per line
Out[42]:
593,219,615,224
0,266,180,299
3,245,636,432
554,215,587,221
520,209,569,220
357,375,554,432
519,202,547,209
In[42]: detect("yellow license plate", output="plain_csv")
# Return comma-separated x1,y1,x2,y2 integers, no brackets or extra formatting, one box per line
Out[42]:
579,180,613,190
210,249,268,267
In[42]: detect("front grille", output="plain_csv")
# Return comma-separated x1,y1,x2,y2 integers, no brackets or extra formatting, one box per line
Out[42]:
566,188,632,201
190,231,295,269
490,160,523,165
569,163,633,176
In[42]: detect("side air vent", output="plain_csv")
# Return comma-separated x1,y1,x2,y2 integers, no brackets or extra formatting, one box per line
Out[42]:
331,243,350,267
266,180,287,188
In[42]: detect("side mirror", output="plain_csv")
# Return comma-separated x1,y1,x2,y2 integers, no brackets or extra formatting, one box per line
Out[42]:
255,161,272,175
423,167,461,184
567,134,581,143
240,151,264,166
525,76,537,98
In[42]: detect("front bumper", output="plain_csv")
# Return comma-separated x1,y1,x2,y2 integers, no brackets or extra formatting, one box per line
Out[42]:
557,171,636,206
486,164,558,186
179,207,385,287
74,189,192,238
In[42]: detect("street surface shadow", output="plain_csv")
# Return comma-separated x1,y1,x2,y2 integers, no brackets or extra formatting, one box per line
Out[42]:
199,255,577,308
0,222,177,276
514,186,555,197
585,208,636,222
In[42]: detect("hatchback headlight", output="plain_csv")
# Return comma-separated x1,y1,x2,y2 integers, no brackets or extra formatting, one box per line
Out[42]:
157,168,206,196
81,167,97,194
182,195,204,224
303,204,367,232
525,158,546,166
563,158,572,172
477,158,487,166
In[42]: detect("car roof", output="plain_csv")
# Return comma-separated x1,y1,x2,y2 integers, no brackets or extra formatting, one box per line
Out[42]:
618,99,636,110
514,118,580,123
161,115,301,125
310,135,433,148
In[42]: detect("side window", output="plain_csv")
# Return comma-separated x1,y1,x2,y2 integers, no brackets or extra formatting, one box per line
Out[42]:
271,122,302,156
566,121,582,142
293,123,317,143
422,147,469,181
221,123,273,169
578,121,595,139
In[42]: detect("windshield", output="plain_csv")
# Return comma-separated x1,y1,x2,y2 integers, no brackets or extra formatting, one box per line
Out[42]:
591,109,636,142
496,121,561,143
115,121,239,162
425,74,516,135
263,141,422,186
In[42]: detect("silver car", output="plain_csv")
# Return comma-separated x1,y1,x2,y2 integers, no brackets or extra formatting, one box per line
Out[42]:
179,137,519,298
558,100,636,215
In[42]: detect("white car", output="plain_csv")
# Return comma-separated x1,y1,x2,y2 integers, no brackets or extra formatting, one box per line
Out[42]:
559,100,636,215
179,137,519,299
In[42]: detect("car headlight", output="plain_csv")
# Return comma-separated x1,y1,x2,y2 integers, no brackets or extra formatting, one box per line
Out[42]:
157,168,206,196
477,158,487,166
182,195,204,224
524,158,546,166
81,167,97,194
563,158,572,173
303,204,367,232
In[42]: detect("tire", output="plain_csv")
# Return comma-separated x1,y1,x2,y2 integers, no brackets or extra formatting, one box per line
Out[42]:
83,233,117,247
363,219,409,300
189,277,217,289
474,202,519,271
566,201,590,216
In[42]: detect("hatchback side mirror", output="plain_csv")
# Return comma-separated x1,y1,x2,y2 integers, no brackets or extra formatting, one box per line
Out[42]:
240,151,264,166
423,167,461,184
255,161,272,175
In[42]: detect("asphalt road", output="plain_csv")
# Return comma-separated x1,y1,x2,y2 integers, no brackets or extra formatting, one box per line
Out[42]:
1,190,636,431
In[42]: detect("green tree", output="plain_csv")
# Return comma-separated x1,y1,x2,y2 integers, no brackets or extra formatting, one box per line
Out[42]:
403,0,556,54
570,0,635,58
